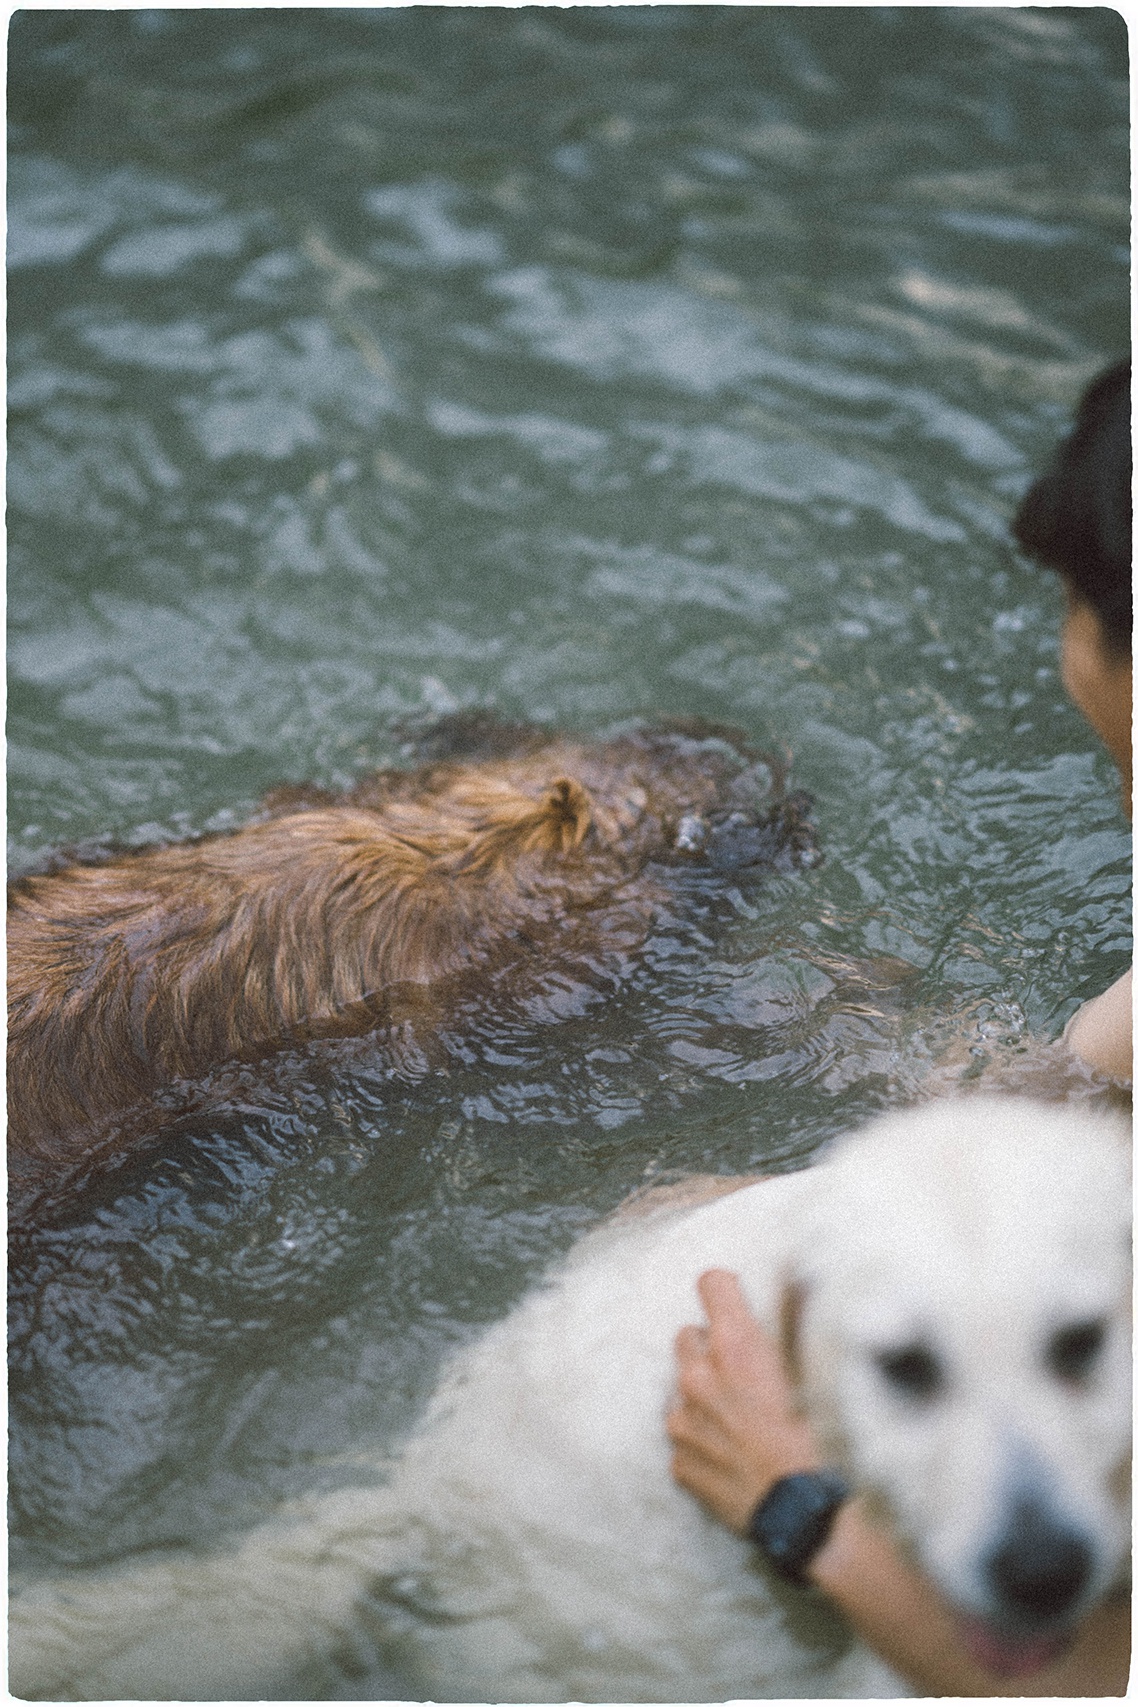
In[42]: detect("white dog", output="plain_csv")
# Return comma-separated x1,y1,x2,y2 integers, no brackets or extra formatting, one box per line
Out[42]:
10,1096,1131,1701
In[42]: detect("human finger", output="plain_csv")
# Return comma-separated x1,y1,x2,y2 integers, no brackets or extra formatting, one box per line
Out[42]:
697,1269,769,1350
696,1269,787,1383
673,1322,709,1361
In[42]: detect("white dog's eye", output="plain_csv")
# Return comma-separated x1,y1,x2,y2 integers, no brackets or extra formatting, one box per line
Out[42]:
875,1341,944,1401
1046,1318,1107,1385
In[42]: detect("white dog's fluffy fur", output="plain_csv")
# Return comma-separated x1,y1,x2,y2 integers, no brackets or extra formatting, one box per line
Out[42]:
10,1096,1131,1701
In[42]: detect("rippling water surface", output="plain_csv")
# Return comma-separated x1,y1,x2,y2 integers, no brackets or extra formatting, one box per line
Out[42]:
7,6,1130,1688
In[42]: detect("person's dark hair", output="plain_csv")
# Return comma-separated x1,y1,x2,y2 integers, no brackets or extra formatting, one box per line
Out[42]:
1012,359,1132,658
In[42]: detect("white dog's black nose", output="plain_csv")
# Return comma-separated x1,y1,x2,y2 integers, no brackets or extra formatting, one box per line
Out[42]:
986,1497,1092,1626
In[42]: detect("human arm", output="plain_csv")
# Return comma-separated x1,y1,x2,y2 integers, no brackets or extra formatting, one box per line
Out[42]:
666,1269,1131,1697
1063,966,1133,1084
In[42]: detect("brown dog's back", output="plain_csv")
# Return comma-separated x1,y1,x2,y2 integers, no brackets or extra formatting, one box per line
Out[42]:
8,722,816,1192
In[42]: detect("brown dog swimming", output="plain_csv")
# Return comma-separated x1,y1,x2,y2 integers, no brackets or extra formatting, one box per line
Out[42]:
7,717,817,1200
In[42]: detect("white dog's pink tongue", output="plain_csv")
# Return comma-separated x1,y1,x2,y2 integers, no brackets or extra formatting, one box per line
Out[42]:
957,1614,1067,1677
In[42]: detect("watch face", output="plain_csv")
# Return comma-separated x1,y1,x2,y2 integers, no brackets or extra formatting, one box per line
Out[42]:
748,1470,851,1584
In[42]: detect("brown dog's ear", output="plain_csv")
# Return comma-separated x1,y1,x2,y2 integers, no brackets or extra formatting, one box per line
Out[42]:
779,1276,807,1390
542,777,592,851
447,776,594,874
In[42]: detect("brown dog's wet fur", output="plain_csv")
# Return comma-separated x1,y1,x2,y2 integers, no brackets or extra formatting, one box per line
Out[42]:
8,717,816,1201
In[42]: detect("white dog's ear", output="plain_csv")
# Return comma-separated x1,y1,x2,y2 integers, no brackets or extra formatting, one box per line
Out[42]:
779,1274,808,1389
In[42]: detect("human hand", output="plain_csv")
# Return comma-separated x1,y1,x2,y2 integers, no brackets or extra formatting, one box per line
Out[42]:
666,1268,822,1534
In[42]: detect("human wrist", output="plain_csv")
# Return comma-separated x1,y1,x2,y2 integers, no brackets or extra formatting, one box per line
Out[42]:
802,1489,867,1589
736,1442,825,1537
746,1468,852,1585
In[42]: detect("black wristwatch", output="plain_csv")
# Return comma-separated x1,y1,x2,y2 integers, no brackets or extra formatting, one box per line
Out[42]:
746,1469,852,1585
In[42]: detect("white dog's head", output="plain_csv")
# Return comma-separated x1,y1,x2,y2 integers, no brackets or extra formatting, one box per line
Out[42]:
788,1096,1131,1677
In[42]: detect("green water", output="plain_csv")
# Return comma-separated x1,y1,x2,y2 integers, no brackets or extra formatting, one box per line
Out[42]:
7,7,1130,1687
